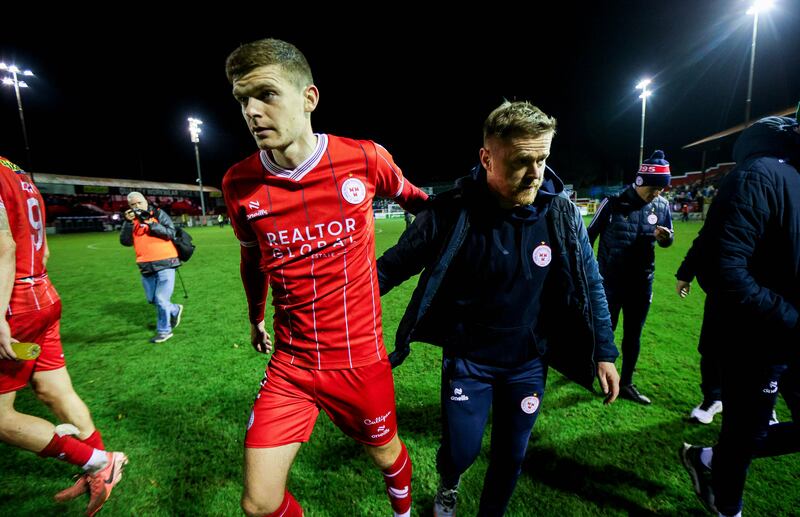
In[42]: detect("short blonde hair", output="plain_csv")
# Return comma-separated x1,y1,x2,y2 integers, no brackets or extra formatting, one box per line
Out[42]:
483,101,557,144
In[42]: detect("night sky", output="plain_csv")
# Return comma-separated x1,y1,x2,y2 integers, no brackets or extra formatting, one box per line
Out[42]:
1,1,798,191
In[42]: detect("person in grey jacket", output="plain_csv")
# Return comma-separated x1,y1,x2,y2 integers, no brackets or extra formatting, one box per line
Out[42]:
378,101,619,517
120,192,183,343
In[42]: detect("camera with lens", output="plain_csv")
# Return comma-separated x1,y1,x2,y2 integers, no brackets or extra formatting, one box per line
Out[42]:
132,208,152,222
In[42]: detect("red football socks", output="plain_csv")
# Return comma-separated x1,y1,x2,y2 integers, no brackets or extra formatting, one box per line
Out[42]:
38,433,95,467
81,429,104,450
262,490,303,517
382,440,412,514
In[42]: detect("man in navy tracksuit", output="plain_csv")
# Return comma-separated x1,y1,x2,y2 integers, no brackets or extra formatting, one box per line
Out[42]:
587,151,674,404
680,115,800,517
377,101,620,517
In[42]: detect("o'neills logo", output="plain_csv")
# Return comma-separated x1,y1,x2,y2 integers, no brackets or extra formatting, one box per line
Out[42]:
267,218,356,259
364,410,392,426
246,209,269,221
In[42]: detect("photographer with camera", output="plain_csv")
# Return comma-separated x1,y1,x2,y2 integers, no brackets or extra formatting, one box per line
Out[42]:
120,192,183,343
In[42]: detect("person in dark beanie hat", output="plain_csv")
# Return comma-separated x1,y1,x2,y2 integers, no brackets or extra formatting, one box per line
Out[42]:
635,150,672,187
680,113,800,516
588,150,674,404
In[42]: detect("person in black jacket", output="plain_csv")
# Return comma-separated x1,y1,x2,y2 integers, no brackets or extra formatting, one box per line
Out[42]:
678,238,781,427
680,115,800,517
377,101,619,517
676,239,724,424
587,151,674,404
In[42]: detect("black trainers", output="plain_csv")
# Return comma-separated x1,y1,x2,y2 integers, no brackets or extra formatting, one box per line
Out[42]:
680,443,717,513
170,304,184,330
433,479,459,517
620,384,651,405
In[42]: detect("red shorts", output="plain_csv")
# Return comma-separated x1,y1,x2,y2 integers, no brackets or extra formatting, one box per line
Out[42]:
245,357,398,448
0,301,65,394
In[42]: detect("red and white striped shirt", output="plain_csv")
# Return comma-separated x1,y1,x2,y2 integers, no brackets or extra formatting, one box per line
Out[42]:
0,157,60,316
223,134,428,370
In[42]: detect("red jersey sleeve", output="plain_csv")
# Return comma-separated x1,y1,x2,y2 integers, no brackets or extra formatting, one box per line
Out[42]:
223,168,268,324
223,171,259,248
373,143,428,213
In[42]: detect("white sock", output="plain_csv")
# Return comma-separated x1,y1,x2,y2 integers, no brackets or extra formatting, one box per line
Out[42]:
394,511,411,517
82,448,108,472
700,447,713,469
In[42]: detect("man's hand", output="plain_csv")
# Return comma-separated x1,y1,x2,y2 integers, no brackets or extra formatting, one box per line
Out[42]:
676,280,691,298
0,320,18,360
654,225,672,243
597,361,620,404
250,320,273,354
124,209,136,222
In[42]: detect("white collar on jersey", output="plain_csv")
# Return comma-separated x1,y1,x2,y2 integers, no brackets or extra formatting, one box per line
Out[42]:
260,133,328,182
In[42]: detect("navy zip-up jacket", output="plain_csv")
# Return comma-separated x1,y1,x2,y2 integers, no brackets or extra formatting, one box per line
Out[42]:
696,116,800,358
587,185,673,284
377,166,618,390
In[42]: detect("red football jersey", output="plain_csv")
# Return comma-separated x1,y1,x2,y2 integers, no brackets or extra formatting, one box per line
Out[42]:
0,157,59,316
223,134,428,370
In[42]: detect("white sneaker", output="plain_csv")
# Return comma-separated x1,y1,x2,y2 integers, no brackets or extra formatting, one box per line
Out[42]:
690,400,723,424
769,409,779,425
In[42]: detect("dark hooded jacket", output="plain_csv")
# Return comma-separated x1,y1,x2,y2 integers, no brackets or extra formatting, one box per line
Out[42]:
696,116,800,360
377,166,618,390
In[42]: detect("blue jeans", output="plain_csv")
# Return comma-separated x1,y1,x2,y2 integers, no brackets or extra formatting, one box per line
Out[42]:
141,268,179,334
437,355,546,517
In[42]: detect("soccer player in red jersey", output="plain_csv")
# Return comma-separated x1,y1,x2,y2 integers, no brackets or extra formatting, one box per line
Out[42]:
0,157,127,516
223,39,428,517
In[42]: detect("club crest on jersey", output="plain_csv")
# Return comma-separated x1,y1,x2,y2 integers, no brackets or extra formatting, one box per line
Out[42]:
647,213,658,225
521,395,540,414
341,177,366,205
635,176,644,186
532,243,552,267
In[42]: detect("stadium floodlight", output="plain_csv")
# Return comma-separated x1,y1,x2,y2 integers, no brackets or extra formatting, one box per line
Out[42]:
635,79,652,165
187,117,207,218
1,62,35,178
744,0,773,125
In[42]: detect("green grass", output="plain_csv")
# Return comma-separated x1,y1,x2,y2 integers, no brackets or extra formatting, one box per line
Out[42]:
1,219,797,516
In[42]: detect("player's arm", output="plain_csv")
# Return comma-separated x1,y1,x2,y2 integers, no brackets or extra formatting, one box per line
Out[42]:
373,143,429,214
119,218,134,246
223,175,272,354
586,197,611,247
377,206,439,295
575,203,619,401
709,172,798,336
655,203,674,248
240,244,272,354
42,238,50,268
676,235,702,297
0,205,18,360
147,209,177,240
